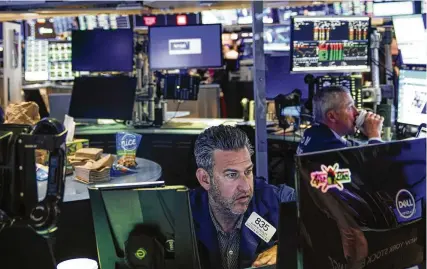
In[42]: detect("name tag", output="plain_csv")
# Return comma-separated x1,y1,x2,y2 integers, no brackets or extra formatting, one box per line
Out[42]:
245,212,276,243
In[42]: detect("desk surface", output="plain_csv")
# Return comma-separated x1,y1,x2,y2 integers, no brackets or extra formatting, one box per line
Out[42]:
75,118,302,143
38,157,162,202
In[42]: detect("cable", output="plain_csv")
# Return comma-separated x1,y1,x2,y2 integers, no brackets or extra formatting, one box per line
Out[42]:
163,101,182,125
371,58,394,77
156,191,175,234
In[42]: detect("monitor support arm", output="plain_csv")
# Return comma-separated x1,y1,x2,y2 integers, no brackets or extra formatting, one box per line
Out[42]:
370,29,382,109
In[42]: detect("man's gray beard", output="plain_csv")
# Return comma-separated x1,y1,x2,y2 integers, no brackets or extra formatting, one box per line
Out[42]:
208,176,251,216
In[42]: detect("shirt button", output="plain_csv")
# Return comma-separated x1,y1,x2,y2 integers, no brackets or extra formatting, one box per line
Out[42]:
228,250,233,255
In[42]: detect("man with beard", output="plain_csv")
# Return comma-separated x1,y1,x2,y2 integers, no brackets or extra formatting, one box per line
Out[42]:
190,125,295,269
297,86,383,154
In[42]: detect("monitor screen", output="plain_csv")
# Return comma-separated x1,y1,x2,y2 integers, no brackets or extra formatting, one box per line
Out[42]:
393,15,427,65
53,17,78,35
88,185,200,269
71,29,134,72
296,138,426,268
317,75,363,109
264,25,291,51
77,14,130,30
397,69,427,126
373,1,415,17
290,16,371,73
201,9,238,25
236,8,276,24
148,24,222,70
68,76,136,120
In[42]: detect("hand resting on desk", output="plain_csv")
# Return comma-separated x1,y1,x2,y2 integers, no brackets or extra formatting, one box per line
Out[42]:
252,245,277,267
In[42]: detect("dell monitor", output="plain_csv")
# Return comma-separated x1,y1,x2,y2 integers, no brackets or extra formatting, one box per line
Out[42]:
290,16,371,73
88,183,201,269
72,29,134,72
68,76,136,120
397,69,427,127
148,24,222,70
295,138,426,269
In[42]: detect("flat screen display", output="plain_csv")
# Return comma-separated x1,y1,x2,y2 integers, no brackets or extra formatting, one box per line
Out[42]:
236,8,276,24
290,16,371,73
201,9,238,25
397,69,427,126
393,15,427,65
264,25,291,51
71,29,134,72
68,76,136,120
148,24,222,70
373,1,415,17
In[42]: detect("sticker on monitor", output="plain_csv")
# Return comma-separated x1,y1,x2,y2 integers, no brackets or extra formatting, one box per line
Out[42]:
310,163,352,193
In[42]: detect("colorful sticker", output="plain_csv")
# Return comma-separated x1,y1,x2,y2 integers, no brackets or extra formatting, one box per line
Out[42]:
310,163,351,193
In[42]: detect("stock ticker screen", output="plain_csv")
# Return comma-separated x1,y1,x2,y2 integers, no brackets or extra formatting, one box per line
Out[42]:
290,16,371,73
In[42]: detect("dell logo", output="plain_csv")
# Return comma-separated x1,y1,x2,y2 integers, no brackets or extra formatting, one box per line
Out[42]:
395,189,416,219
398,200,414,208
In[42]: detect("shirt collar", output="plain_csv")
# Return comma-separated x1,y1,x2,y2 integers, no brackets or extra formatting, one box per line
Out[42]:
329,127,349,145
209,203,244,235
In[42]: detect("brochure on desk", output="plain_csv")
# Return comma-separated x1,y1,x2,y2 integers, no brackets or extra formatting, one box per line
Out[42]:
296,138,426,269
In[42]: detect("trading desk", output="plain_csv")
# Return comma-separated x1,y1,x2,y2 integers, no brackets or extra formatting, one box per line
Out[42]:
75,118,301,188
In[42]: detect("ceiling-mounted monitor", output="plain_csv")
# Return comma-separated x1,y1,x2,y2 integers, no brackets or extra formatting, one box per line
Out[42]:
148,24,222,70
372,1,416,17
393,15,427,65
290,16,371,73
71,29,134,72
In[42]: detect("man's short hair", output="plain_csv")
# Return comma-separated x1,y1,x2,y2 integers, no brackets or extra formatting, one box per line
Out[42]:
312,86,350,123
194,125,253,175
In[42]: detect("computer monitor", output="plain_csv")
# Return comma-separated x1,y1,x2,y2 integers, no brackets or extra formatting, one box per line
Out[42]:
264,25,291,52
397,69,427,126
48,93,71,124
201,9,238,25
373,1,416,17
68,76,136,120
393,15,427,65
148,24,222,70
72,29,134,72
236,8,277,24
290,16,371,73
295,138,426,268
88,183,201,269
